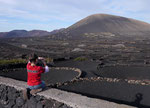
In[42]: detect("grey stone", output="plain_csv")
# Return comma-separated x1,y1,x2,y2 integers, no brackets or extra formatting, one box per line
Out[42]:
27,97,37,108
22,103,28,108
19,91,25,99
13,105,19,108
0,86,3,93
43,100,54,108
7,92,18,100
7,86,12,93
37,102,43,108
6,100,15,108
35,95,42,101
0,93,1,99
53,101,64,108
1,93,8,101
0,100,9,105
16,97,25,107
0,102,3,108
30,96,38,103
1,85,7,91
60,104,71,108
8,86,17,94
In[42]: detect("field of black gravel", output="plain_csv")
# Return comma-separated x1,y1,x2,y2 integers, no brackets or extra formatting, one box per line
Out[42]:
1,60,150,107
1,37,150,107
0,67,79,85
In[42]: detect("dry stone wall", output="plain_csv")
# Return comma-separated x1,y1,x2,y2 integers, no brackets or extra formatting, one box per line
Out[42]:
0,84,72,108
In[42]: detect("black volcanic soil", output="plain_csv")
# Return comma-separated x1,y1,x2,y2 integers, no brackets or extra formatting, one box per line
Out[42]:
2,60,150,81
42,68,79,84
98,66,150,80
58,80,150,107
1,36,150,107
1,60,150,107
55,60,99,78
0,42,53,59
55,60,150,80
0,68,79,84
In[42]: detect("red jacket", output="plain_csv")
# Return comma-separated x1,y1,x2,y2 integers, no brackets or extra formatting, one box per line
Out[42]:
27,63,45,86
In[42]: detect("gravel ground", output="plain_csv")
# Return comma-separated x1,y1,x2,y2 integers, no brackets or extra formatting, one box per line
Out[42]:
55,60,150,80
55,60,100,78
1,60,150,107
98,66,150,80
58,80,150,107
0,68,79,84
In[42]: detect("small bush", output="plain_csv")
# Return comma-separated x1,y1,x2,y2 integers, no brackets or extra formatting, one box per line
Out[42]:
45,58,53,63
74,57,88,61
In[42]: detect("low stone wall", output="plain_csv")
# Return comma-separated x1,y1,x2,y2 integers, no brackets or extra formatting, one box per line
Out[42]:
0,77,71,108
80,77,150,86
0,76,136,108
47,67,82,87
0,84,71,108
50,67,82,79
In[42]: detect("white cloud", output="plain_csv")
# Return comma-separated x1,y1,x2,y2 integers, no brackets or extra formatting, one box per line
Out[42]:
0,0,17,5
0,0,149,32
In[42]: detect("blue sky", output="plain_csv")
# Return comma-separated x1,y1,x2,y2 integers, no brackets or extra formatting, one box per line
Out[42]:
0,0,150,32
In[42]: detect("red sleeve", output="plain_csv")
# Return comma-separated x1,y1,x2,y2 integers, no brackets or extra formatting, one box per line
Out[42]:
38,66,45,73
27,63,31,69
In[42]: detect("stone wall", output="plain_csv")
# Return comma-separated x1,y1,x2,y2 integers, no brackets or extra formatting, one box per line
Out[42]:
0,76,136,108
50,67,82,79
0,84,71,108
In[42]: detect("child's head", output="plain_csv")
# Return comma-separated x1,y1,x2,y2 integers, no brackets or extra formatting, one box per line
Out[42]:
29,53,38,63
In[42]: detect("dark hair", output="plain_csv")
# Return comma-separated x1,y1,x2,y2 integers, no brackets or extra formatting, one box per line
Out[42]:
29,53,38,63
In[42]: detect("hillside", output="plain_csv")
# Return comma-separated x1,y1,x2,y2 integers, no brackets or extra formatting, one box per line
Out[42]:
63,14,150,37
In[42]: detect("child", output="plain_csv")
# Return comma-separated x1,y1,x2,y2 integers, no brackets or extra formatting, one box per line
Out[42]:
23,53,49,100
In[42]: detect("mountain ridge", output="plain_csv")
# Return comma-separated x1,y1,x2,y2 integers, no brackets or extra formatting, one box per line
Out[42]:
0,28,65,38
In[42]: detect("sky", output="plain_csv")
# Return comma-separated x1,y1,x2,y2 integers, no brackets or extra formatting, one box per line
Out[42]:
0,0,150,32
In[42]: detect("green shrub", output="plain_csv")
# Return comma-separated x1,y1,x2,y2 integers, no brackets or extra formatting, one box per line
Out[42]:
45,58,53,63
0,59,27,65
74,57,88,61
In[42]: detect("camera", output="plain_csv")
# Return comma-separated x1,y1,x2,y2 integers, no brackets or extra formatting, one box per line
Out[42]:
36,59,45,67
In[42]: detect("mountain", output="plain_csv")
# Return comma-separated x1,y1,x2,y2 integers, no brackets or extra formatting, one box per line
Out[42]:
6,30,28,37
0,29,65,38
0,32,7,37
1,14,150,38
28,30,50,37
50,28,65,35
61,14,150,38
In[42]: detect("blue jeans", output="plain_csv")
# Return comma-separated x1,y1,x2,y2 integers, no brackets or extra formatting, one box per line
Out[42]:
27,81,46,90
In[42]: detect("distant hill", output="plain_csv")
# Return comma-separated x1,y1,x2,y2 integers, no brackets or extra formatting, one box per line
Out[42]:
0,28,65,38
28,30,50,37
61,14,150,38
50,28,65,34
5,30,28,37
